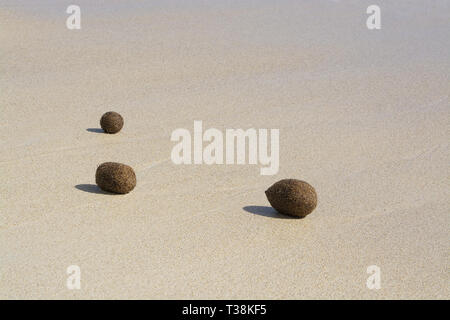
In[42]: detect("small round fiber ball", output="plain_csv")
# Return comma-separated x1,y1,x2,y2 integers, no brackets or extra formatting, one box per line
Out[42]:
96,162,136,194
100,111,123,134
265,179,317,218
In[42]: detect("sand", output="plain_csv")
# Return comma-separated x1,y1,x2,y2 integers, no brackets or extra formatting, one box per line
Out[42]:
0,0,449,299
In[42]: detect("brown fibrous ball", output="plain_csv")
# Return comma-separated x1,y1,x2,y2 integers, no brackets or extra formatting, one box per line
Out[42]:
265,179,317,218
100,111,124,134
95,162,136,194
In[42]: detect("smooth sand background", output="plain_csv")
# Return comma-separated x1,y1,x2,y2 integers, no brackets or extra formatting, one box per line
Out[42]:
1,0,449,299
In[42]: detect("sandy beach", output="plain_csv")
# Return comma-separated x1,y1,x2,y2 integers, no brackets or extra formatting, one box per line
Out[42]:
1,0,449,299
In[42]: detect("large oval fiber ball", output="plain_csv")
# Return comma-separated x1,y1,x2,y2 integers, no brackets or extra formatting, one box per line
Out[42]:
265,179,317,218
96,162,136,194
100,111,124,134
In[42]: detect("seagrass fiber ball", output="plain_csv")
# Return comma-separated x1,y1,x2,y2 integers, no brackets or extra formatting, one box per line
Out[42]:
100,111,123,134
265,179,317,218
95,162,136,194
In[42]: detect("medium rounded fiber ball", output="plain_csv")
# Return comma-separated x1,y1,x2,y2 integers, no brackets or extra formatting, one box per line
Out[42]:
100,111,124,134
96,162,136,194
265,179,317,218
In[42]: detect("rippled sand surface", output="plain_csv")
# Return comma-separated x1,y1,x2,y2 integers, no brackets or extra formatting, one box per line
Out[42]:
1,0,449,299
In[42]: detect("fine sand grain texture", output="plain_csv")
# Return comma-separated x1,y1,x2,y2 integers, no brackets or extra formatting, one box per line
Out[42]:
1,0,449,299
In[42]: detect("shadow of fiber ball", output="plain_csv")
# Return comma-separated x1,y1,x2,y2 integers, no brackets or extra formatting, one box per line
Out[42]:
265,179,317,218
95,162,136,194
100,111,123,134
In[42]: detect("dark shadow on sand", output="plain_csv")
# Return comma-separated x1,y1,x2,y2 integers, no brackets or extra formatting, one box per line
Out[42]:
75,184,112,195
86,128,104,133
243,206,300,219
